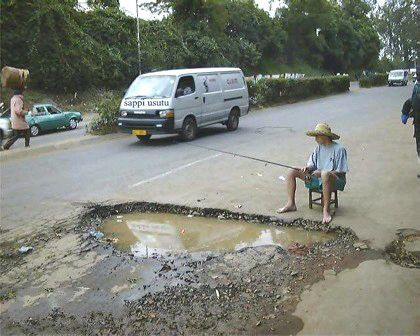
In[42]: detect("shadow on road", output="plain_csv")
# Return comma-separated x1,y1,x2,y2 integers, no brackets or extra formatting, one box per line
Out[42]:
127,126,232,148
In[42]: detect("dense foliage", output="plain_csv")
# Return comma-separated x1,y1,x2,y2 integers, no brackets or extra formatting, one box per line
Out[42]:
359,73,388,88
87,91,122,134
277,0,380,73
375,0,419,69
247,76,350,106
1,0,381,92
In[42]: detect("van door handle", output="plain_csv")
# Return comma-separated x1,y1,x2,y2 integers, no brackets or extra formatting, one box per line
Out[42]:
203,97,206,103
195,97,199,100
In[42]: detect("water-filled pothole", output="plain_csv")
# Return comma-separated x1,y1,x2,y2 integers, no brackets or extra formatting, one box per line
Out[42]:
101,212,337,257
386,229,420,268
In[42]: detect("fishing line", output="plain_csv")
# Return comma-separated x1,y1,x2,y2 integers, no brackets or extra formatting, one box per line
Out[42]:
185,143,300,170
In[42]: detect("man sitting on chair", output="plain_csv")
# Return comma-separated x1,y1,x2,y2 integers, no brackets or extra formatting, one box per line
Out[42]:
278,123,348,224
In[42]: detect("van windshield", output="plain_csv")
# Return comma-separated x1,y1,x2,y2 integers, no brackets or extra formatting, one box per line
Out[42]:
125,75,176,99
390,71,404,77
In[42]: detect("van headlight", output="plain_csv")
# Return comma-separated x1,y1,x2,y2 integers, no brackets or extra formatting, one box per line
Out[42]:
159,109,174,118
121,111,128,117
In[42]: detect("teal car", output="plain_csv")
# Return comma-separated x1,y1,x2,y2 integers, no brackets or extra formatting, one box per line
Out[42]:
28,104,83,136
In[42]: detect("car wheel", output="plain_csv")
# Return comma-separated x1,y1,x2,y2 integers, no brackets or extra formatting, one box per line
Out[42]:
30,125,40,137
180,117,197,141
226,109,240,131
136,134,152,141
69,118,78,130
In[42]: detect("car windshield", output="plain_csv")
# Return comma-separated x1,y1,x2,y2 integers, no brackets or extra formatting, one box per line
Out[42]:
125,75,176,99
390,71,403,77
46,106,61,114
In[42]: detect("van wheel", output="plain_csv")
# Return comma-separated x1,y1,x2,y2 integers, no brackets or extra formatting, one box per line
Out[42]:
226,109,239,131
180,117,197,141
136,134,152,141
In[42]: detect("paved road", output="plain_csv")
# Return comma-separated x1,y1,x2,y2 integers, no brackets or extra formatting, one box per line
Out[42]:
0,83,415,236
1,83,419,335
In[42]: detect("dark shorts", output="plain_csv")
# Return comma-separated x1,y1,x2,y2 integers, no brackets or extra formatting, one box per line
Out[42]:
305,175,346,191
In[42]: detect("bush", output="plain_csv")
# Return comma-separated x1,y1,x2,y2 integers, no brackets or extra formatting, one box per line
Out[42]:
87,91,121,135
247,76,350,107
359,73,387,88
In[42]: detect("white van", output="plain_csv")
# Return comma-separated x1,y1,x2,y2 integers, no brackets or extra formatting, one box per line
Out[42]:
118,68,249,141
388,69,409,86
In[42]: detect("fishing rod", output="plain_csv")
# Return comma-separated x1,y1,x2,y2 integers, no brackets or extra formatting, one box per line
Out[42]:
186,143,300,171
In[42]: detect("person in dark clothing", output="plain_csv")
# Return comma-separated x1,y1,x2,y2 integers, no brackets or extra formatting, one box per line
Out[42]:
402,66,420,178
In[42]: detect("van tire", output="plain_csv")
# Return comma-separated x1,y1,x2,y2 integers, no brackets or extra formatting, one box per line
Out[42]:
136,134,152,141
180,117,197,141
226,109,240,131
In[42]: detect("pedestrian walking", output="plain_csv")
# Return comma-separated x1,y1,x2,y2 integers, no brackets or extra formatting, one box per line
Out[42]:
2,88,30,150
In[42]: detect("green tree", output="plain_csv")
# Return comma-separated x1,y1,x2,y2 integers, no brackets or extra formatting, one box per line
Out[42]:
279,0,340,68
278,0,379,73
146,0,228,34
375,0,419,67
87,0,120,9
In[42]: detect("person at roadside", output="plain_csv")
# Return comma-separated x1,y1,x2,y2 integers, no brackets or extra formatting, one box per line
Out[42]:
277,123,348,224
2,87,30,150
409,67,420,178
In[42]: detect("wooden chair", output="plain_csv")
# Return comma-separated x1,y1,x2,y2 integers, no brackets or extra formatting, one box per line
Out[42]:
308,188,338,209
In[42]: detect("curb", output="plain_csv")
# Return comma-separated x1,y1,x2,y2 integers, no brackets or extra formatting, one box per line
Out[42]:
0,133,127,161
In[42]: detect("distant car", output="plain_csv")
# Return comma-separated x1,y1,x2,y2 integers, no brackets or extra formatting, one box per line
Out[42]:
28,104,83,137
388,69,409,86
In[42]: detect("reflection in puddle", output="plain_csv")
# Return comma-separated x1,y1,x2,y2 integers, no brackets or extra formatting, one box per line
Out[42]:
102,213,337,257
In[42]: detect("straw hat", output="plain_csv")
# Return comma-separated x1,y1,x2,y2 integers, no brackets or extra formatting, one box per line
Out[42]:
306,123,340,140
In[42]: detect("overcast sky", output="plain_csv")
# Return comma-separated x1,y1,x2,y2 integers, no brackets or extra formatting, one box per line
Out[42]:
119,0,386,20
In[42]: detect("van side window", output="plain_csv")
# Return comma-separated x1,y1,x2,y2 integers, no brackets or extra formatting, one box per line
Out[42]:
176,76,195,97
199,75,221,93
221,73,244,91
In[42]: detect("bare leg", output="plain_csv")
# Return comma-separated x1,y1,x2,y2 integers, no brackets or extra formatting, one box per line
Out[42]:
277,169,306,213
321,171,336,224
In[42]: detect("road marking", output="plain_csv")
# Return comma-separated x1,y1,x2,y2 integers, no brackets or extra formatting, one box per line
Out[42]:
129,154,222,188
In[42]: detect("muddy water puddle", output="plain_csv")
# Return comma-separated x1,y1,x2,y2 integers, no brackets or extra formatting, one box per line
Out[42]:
101,213,337,257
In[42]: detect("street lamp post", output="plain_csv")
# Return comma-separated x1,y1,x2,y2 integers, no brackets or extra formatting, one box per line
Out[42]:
136,0,141,75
